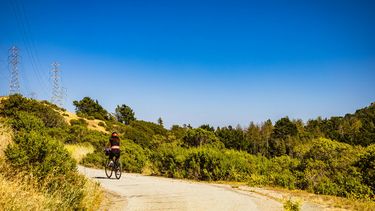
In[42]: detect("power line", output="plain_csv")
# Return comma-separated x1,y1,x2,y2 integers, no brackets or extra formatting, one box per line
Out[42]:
10,0,49,97
50,62,63,107
9,46,20,95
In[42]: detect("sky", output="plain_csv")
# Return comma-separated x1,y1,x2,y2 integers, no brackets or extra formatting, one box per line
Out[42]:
0,0,374,128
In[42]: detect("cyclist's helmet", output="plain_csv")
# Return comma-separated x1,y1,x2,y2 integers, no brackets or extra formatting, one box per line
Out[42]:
111,132,118,137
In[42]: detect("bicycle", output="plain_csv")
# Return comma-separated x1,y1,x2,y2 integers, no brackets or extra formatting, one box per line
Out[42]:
104,148,122,179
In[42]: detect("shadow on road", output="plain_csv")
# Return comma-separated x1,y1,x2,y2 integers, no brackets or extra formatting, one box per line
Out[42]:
93,176,119,180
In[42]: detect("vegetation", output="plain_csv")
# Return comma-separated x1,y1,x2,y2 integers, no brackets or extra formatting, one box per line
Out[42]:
73,96,110,120
74,95,374,201
283,198,300,211
115,104,136,125
0,95,102,210
1,94,374,209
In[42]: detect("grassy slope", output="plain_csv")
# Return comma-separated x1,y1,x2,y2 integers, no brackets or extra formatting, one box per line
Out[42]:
58,109,108,133
0,102,103,210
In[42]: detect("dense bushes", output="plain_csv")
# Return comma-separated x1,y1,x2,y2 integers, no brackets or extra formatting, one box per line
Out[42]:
0,95,102,209
182,128,223,148
82,139,148,173
0,94,66,128
294,138,372,198
152,145,259,181
149,139,374,198
3,94,373,202
71,97,374,200
2,129,94,209
357,144,375,193
5,131,76,179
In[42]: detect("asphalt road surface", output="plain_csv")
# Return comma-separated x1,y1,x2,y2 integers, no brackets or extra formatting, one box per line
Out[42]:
78,166,282,211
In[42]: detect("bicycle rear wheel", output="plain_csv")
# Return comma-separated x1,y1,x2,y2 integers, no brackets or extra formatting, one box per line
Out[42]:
114,161,122,179
105,161,113,178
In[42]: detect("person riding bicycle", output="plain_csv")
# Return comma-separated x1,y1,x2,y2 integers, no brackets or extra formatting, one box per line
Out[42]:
107,132,120,165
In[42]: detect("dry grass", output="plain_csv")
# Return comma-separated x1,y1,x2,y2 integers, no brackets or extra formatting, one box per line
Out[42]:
0,118,12,157
58,110,108,133
239,186,375,211
0,120,103,210
0,158,51,210
0,173,51,210
80,178,104,210
0,157,103,210
65,143,95,163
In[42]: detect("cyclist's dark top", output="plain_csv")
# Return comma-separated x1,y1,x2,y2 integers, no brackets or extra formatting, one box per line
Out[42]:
110,136,120,147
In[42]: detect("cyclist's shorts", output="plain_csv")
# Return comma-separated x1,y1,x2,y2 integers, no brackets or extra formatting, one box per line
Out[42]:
109,149,120,160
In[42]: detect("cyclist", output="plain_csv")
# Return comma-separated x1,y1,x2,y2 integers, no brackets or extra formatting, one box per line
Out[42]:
107,132,120,165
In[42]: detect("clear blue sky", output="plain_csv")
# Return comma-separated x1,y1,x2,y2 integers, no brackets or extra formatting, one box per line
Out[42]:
0,0,374,128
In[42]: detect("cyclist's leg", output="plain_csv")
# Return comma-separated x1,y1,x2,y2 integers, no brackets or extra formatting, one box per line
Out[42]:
114,149,120,163
109,152,114,161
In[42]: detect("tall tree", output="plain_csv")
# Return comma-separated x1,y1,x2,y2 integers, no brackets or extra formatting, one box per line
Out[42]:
216,125,247,150
260,119,273,157
246,122,261,154
73,97,109,120
269,117,298,156
115,104,136,125
199,124,215,132
157,117,164,127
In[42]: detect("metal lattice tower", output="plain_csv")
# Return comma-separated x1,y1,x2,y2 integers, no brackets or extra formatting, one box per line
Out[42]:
50,62,62,106
9,46,20,95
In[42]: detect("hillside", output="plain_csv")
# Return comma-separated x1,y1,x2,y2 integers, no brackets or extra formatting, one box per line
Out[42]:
0,95,103,210
0,94,374,210
58,109,108,134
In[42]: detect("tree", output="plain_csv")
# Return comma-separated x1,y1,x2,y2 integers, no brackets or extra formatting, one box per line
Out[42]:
157,117,164,126
182,128,222,147
269,117,298,156
73,97,109,120
115,104,136,125
199,124,215,132
216,125,247,150
260,119,273,156
272,117,298,139
246,122,261,154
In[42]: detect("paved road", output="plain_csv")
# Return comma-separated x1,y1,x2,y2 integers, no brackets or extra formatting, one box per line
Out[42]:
78,166,282,211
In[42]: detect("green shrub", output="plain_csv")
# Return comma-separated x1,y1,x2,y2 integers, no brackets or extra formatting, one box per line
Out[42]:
120,139,149,173
123,125,151,147
11,111,45,132
70,118,88,126
131,120,167,136
283,198,300,211
0,94,66,128
152,145,259,181
183,128,223,147
268,156,300,189
82,139,148,173
5,131,76,179
357,144,375,193
298,138,373,198
81,150,106,168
